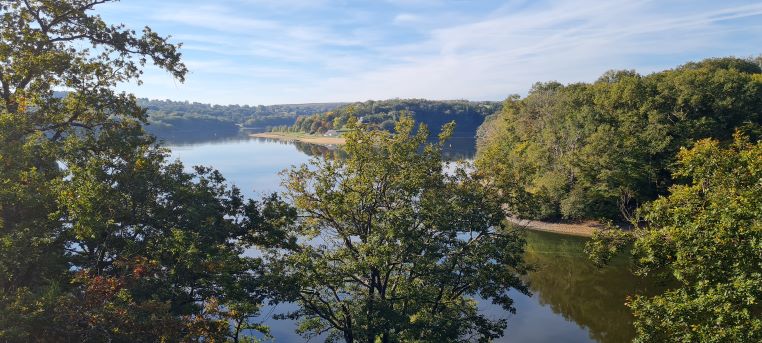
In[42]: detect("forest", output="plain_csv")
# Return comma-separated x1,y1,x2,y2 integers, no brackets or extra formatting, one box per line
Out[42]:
270,99,501,138
1,1,759,342
142,98,346,136
476,57,762,222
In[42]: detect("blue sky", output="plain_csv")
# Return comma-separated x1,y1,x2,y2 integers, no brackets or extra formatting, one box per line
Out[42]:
99,0,762,105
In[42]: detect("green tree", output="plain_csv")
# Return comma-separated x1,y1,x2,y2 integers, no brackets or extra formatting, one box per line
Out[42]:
265,117,528,342
0,1,282,340
476,58,762,222
586,134,762,342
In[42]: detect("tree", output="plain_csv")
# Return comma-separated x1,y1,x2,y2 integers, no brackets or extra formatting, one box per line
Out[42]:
265,116,528,342
586,134,762,342
476,58,762,222
0,1,282,340
1,0,181,299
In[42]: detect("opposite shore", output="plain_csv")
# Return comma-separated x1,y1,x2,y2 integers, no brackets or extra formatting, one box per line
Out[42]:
506,216,600,237
251,132,346,145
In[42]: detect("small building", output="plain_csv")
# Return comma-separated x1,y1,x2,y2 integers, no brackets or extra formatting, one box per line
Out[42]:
324,130,339,137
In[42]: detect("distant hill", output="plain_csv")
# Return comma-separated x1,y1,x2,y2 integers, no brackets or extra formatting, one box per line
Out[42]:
270,99,502,138
53,95,499,149
141,98,346,129
138,98,347,142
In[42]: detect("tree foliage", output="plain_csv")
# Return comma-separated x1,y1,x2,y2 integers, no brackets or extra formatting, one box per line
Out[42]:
265,116,528,342
0,1,283,340
587,134,762,342
476,58,762,221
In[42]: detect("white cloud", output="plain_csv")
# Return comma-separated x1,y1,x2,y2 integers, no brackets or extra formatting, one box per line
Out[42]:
117,0,762,105
297,0,762,103
153,5,279,32
393,13,421,24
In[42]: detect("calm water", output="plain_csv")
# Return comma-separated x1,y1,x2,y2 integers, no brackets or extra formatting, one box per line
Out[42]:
167,137,659,343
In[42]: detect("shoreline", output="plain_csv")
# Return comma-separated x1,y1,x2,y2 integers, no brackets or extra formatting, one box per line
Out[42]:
250,132,346,145
506,216,600,237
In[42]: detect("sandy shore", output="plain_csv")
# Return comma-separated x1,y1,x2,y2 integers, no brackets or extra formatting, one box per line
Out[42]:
506,216,600,237
251,132,346,145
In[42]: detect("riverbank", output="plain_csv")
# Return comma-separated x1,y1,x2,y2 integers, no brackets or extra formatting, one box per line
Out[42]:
250,132,346,145
506,216,601,237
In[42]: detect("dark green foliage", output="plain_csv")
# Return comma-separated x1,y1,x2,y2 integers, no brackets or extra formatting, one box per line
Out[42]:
587,135,762,342
476,57,762,221
4,124,282,341
0,1,287,341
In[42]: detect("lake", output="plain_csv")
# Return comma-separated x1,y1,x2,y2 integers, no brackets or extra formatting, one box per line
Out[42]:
167,136,659,343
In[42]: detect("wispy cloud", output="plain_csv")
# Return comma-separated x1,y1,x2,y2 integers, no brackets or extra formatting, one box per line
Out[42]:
306,0,762,102
103,0,762,104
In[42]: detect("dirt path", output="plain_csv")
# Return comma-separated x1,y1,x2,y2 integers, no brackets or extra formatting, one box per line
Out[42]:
251,132,345,145
506,216,602,237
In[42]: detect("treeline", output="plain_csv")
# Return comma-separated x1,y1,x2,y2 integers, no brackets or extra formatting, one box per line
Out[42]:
141,98,346,135
270,99,501,137
476,57,762,222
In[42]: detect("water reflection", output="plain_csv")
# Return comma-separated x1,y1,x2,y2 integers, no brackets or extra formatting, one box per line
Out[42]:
167,137,311,196
519,230,665,343
292,140,347,160
155,127,477,159
253,136,477,161
148,128,247,146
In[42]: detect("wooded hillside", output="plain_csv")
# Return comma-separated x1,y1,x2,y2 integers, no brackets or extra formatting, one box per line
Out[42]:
271,99,501,138
141,98,346,137
476,57,762,221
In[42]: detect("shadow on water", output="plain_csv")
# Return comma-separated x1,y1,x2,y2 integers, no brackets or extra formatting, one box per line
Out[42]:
514,230,666,343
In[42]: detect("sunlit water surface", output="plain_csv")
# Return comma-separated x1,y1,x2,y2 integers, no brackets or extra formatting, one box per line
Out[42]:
167,137,660,343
